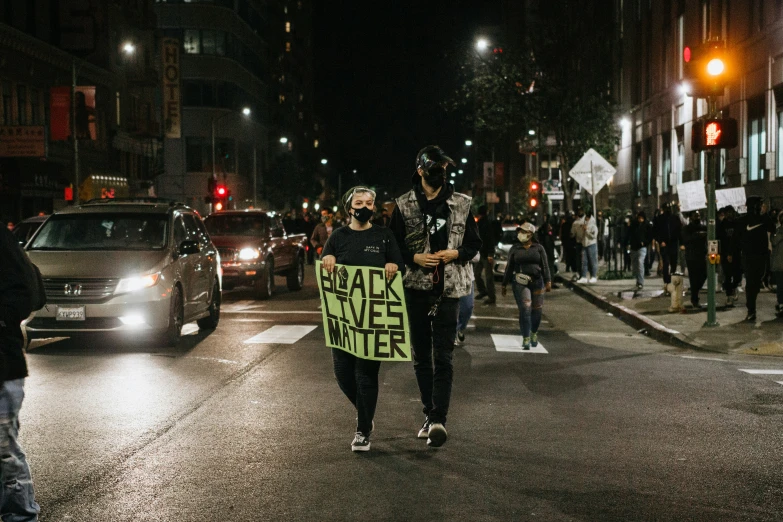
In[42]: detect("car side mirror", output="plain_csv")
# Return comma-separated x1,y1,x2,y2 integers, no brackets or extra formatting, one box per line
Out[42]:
178,240,200,256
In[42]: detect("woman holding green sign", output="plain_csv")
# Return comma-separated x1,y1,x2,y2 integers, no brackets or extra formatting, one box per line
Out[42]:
321,186,405,452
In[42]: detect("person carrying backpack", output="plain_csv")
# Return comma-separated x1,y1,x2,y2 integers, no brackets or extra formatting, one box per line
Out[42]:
1,225,43,521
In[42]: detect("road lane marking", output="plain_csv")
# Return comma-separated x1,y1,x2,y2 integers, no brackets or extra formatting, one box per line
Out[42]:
223,310,322,315
491,334,548,353
471,316,519,322
739,369,783,375
680,355,727,362
776,382,783,386
228,318,272,322
221,300,259,312
244,325,318,344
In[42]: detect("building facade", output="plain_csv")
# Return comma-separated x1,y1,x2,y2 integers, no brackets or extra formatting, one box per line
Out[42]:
0,0,161,223
614,0,783,214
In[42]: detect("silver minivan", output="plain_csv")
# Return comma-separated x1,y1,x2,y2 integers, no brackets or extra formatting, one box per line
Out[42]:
24,200,221,346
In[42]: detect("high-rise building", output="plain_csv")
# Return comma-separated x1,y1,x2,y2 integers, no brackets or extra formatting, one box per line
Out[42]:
614,0,783,212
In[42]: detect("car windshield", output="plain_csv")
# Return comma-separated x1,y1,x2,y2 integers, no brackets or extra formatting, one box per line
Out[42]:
204,214,268,236
500,230,518,244
28,213,168,251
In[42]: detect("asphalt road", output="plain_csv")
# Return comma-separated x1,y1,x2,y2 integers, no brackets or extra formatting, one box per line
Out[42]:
21,266,783,521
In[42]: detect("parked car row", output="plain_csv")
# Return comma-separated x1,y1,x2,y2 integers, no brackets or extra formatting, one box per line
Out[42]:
15,199,307,347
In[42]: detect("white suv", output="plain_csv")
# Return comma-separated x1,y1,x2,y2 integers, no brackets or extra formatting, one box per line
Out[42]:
24,200,221,346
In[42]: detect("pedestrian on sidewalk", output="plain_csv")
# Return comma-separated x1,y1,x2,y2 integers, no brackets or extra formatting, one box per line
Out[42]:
570,208,585,279
717,206,742,306
576,210,598,283
734,196,775,322
320,187,404,452
538,219,560,288
1,225,43,521
501,223,552,350
474,205,497,305
456,253,480,344
770,211,783,315
389,145,482,448
620,212,633,272
629,210,653,290
653,203,682,292
682,211,708,308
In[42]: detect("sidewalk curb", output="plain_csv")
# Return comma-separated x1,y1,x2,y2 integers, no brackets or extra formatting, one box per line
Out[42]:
555,275,723,354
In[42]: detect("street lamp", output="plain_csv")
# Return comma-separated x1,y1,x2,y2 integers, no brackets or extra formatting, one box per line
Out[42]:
279,137,288,144
461,158,468,164
475,38,489,52
321,158,328,165
122,42,135,55
465,140,473,146
242,107,252,116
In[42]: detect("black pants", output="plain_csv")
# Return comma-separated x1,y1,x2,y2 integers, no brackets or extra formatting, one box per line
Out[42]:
474,254,495,300
660,244,679,284
721,258,742,296
686,256,707,305
332,348,381,436
406,290,459,425
742,255,767,313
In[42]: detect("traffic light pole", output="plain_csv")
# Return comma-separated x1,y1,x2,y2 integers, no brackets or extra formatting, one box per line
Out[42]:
705,96,718,327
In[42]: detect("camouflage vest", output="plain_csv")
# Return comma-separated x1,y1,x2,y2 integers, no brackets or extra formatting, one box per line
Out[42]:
395,188,473,298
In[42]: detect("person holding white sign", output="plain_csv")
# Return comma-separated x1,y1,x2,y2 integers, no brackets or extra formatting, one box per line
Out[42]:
320,186,405,452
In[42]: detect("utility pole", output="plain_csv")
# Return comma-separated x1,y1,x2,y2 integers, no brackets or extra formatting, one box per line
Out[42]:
253,145,258,208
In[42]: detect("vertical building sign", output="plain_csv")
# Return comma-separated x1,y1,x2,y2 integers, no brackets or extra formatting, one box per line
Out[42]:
162,38,181,139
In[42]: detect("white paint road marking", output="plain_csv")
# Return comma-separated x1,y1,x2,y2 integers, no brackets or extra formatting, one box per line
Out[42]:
221,300,258,312
739,369,783,375
223,310,322,315
491,334,548,354
776,382,783,386
680,355,727,362
244,325,318,344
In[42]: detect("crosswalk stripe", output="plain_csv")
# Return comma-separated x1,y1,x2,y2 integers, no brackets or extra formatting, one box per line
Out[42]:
244,325,318,344
739,369,783,375
491,334,548,353
221,300,258,313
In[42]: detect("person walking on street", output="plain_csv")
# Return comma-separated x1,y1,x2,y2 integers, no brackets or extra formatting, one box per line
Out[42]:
538,219,560,288
629,210,653,290
561,212,577,272
501,223,552,350
653,203,683,292
576,210,598,283
681,211,708,308
717,206,742,307
320,187,404,452
734,196,776,321
389,145,481,448
1,225,42,521
311,209,336,258
474,205,497,305
771,212,783,316
570,208,586,278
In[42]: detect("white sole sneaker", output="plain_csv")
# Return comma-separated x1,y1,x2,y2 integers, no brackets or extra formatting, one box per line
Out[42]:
427,423,448,447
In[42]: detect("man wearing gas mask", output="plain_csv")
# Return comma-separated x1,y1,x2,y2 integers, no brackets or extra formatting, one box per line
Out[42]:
733,195,775,321
389,145,481,448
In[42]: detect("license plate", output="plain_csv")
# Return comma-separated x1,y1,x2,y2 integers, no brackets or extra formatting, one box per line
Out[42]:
56,306,85,321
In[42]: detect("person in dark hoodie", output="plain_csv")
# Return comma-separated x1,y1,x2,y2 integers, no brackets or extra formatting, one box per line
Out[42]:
681,210,708,308
389,145,481,448
0,225,41,521
629,210,653,290
733,196,775,322
653,202,683,292
717,206,742,307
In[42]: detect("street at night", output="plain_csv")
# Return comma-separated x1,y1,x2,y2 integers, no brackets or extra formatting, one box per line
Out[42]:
18,267,783,521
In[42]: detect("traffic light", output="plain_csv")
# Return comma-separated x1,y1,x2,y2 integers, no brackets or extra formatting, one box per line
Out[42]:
205,176,229,210
691,118,738,151
683,40,731,98
528,179,541,209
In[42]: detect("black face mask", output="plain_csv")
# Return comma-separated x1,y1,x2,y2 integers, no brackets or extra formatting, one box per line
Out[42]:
351,206,374,224
423,166,446,189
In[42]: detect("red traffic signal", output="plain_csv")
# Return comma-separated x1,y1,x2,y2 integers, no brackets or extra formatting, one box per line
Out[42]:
216,185,227,197
528,179,541,209
691,118,738,151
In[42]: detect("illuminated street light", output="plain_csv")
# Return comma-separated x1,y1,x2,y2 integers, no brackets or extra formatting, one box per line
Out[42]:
352,169,357,174
302,201,309,209
461,158,468,164
450,172,456,178
279,137,288,144
321,158,328,165
476,38,489,52
242,107,251,116
314,203,320,211
122,42,135,55
465,140,473,146
458,169,464,174
528,130,536,135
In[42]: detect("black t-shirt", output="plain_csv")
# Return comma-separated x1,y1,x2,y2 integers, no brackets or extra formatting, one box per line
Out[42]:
321,225,405,270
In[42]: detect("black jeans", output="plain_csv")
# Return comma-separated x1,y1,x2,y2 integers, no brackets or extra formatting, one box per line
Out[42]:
721,258,742,297
742,255,767,313
686,256,707,305
474,254,496,300
331,348,381,436
660,244,680,284
406,290,459,425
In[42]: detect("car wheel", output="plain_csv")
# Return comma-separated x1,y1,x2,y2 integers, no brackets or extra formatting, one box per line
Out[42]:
286,255,305,291
197,281,221,330
254,258,274,300
160,285,183,347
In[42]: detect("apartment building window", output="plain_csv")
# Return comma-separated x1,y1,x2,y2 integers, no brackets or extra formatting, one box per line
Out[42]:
186,138,206,172
184,30,201,54
314,139,319,148
16,85,27,125
747,96,766,181
662,133,672,193
286,42,291,52
286,22,291,33
634,144,642,197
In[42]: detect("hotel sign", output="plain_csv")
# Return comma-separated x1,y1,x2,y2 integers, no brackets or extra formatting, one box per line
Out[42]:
162,38,181,139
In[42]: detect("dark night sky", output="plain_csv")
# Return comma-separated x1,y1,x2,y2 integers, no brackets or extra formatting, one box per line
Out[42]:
312,1,501,200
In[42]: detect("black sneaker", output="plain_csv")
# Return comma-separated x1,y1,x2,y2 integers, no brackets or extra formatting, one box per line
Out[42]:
475,292,488,300
417,418,431,439
457,330,465,342
745,312,757,322
427,423,448,447
351,432,370,452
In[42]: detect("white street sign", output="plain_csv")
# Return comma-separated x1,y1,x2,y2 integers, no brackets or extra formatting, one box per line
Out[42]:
676,180,707,212
568,148,616,196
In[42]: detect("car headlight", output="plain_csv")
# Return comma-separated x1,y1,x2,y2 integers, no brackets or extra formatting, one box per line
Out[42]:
238,247,261,261
115,273,160,294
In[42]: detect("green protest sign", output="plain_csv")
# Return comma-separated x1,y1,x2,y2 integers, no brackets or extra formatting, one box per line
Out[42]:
316,261,411,361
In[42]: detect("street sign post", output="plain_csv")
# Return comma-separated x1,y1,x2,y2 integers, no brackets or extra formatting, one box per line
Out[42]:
568,148,616,215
